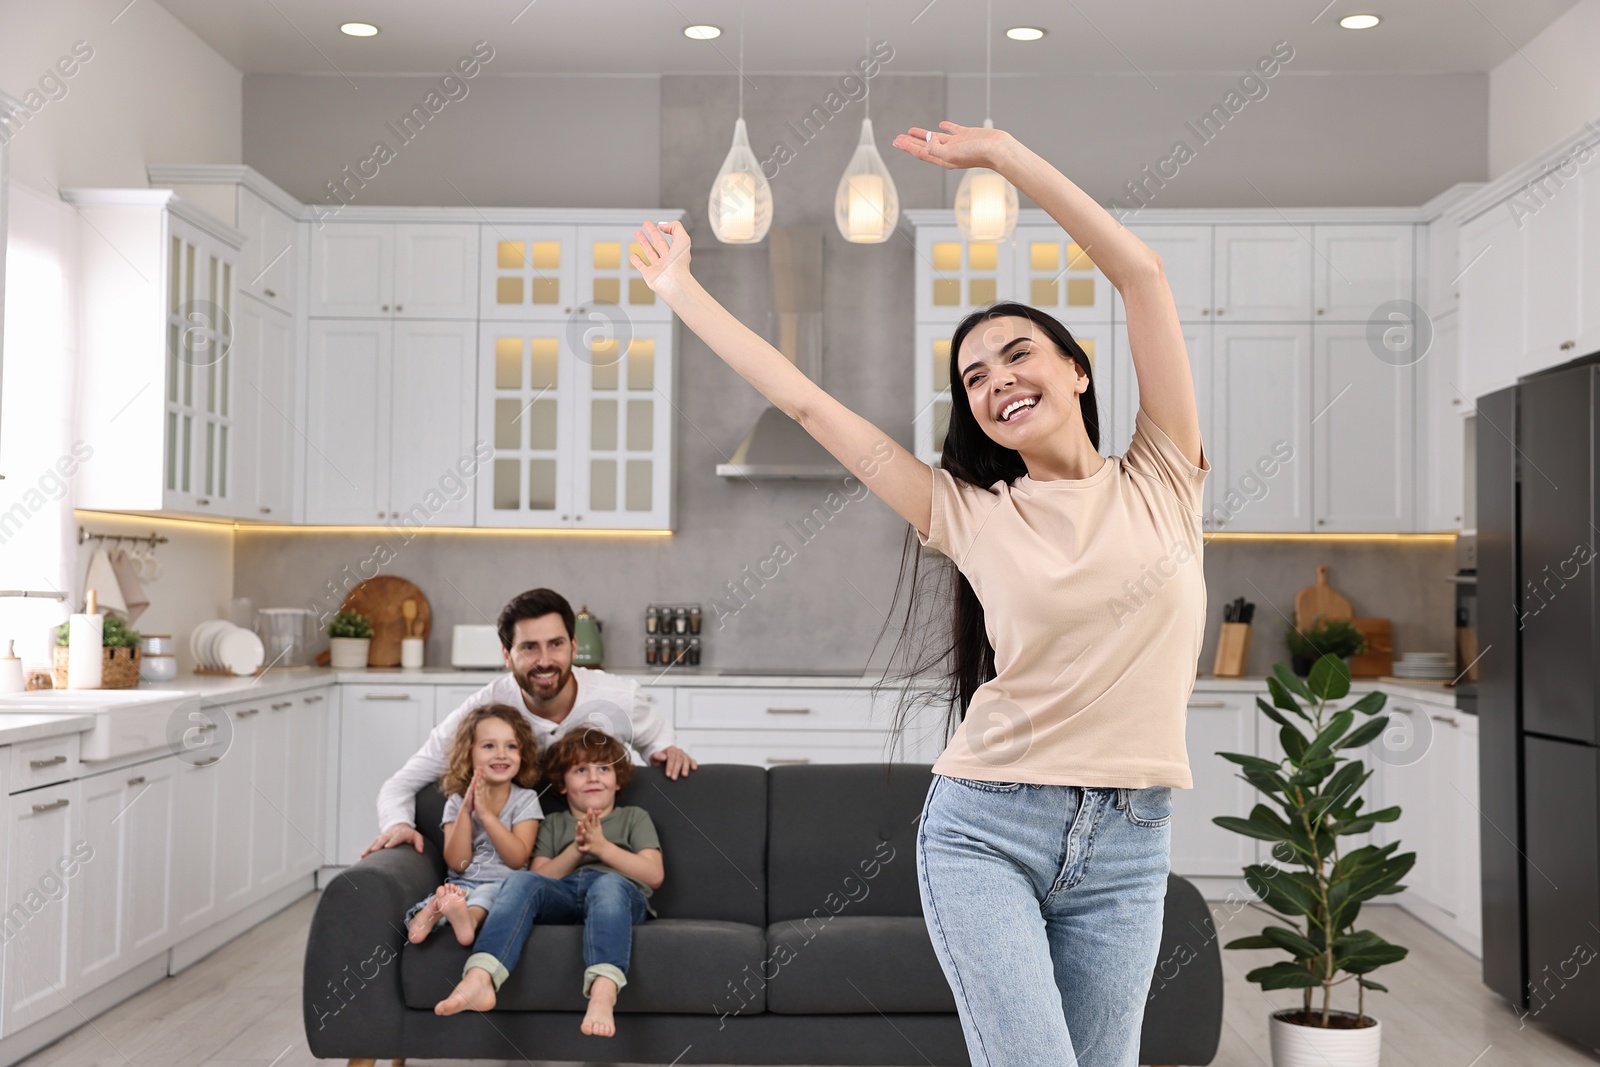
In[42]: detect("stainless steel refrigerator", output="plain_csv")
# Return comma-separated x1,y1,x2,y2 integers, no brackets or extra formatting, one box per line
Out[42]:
1478,356,1600,1049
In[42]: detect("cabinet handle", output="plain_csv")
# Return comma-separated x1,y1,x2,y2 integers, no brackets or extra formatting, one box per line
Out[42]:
29,755,67,769
765,707,812,715
395,304,404,312
1561,340,1576,350
1187,700,1227,708
1216,308,1225,315
1428,713,1459,728
197,498,211,506
765,757,811,765
196,722,217,732
127,776,146,787
378,512,386,518
260,506,272,514
271,701,293,710
263,288,276,298
303,694,325,703
195,756,220,767
235,707,259,717
1201,308,1211,315
31,799,68,813
362,693,413,701
1317,308,1325,315
381,304,390,312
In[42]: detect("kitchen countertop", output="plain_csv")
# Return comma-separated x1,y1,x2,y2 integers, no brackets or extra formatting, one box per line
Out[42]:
0,712,99,746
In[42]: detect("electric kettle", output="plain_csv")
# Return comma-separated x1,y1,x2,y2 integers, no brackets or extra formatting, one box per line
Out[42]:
573,605,604,667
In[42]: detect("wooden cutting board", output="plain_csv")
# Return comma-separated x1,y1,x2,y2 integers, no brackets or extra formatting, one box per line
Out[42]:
1348,618,1393,677
1295,564,1353,629
331,576,431,667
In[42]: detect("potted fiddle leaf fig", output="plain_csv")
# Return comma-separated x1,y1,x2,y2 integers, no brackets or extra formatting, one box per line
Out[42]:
326,610,374,669
1213,654,1413,1067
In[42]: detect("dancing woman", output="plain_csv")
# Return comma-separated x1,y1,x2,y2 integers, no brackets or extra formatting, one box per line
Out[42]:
631,121,1208,1067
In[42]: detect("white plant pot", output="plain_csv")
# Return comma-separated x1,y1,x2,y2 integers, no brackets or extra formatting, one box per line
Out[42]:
1270,1008,1381,1067
328,637,371,669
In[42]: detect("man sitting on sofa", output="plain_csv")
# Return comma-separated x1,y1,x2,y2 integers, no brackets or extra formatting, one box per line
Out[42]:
362,587,698,858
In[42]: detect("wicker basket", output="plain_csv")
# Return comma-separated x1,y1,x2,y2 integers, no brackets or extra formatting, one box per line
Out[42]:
52,645,142,689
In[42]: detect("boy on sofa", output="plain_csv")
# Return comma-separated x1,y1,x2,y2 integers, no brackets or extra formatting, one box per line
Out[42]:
435,728,664,1038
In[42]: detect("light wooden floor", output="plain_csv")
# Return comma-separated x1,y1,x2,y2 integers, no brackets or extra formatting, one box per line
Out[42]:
14,894,1600,1066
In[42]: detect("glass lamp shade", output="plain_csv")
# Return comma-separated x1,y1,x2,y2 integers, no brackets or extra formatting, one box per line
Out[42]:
709,117,772,244
954,168,1018,243
834,118,899,244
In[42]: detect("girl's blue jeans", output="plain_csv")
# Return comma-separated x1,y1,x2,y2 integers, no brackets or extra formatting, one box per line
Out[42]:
917,774,1173,1067
464,868,649,998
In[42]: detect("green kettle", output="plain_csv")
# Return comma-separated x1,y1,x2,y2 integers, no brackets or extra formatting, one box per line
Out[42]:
573,605,604,667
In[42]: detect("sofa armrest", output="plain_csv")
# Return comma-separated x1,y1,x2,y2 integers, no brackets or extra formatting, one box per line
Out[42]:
302,844,445,1058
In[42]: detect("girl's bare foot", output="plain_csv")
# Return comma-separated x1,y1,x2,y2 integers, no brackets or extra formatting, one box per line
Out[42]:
438,888,476,946
406,893,445,944
581,976,618,1037
434,967,497,1015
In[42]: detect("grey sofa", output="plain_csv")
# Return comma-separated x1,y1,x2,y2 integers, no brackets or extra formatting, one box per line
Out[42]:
303,764,1222,1065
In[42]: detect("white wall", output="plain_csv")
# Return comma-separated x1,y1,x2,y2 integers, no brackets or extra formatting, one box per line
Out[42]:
0,0,241,192
1489,0,1600,176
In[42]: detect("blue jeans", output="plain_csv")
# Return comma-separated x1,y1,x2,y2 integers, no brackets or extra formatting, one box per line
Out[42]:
917,774,1173,1067
465,868,649,998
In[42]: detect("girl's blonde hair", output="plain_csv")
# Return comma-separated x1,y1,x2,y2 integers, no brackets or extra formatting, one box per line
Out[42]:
439,704,541,796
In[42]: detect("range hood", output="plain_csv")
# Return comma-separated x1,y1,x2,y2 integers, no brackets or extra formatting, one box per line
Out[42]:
716,226,847,480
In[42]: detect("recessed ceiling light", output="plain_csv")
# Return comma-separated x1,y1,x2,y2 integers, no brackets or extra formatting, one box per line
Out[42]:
1006,27,1045,41
684,25,721,40
1339,14,1381,29
340,22,379,37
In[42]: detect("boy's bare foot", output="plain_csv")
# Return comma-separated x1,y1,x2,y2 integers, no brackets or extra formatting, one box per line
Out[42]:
581,976,618,1037
406,893,445,944
434,967,496,1015
439,888,476,946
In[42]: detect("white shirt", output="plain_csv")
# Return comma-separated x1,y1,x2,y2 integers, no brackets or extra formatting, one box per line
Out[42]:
374,668,679,833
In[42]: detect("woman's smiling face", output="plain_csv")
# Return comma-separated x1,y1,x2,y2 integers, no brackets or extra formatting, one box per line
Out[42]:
957,315,1088,444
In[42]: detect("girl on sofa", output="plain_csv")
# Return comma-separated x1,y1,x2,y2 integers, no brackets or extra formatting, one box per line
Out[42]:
625,119,1203,1066
434,728,663,1038
405,704,543,946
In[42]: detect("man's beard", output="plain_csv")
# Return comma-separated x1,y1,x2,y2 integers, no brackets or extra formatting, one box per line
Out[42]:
517,663,568,703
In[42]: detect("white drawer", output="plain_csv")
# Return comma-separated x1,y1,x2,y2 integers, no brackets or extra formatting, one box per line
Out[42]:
675,687,899,731
674,727,902,767
9,734,82,793
342,685,435,715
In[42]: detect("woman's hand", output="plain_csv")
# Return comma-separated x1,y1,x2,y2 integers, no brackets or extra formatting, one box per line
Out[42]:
891,121,1016,172
630,220,692,299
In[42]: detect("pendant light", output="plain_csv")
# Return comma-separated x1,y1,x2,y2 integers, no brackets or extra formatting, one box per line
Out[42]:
954,0,1017,243
834,2,898,243
708,2,772,244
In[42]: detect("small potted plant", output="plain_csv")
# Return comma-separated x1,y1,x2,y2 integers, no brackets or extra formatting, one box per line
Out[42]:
326,610,374,669
1214,655,1412,1067
1283,616,1364,677
52,614,142,689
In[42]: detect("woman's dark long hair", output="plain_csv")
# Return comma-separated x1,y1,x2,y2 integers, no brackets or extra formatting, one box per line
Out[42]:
869,302,1101,762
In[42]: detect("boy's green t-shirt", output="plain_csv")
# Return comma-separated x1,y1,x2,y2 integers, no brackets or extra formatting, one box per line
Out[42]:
534,805,661,907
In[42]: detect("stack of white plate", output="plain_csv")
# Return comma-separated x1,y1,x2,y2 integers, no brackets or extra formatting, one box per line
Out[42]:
189,619,265,676
1393,652,1455,679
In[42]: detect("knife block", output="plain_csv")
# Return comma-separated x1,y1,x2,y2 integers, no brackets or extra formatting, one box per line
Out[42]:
1212,622,1252,677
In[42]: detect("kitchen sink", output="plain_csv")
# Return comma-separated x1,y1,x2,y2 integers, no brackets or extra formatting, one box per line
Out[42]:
0,690,191,761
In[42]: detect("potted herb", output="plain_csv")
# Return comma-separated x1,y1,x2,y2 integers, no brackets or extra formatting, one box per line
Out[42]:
52,614,143,689
1283,616,1364,677
327,610,374,669
1213,655,1412,1067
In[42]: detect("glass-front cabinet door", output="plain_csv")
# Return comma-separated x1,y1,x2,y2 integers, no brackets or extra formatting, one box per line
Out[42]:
479,325,572,526
164,218,235,514
571,322,672,529
479,227,576,321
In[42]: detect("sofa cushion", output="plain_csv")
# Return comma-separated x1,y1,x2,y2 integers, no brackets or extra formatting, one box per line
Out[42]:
767,764,930,922
763,916,956,1014
402,918,767,1014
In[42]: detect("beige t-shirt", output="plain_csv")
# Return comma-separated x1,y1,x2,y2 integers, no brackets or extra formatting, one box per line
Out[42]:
916,407,1209,789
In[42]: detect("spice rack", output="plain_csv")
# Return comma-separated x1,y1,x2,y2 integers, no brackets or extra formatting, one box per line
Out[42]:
644,603,703,667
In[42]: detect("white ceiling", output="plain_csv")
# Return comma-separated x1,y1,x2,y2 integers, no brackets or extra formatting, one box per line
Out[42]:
157,0,1579,77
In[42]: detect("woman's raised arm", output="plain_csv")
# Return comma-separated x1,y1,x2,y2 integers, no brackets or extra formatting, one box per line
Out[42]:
893,124,1202,468
631,221,934,540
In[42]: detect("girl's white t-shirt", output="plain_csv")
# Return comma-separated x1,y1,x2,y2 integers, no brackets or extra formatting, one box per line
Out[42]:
917,407,1210,789
441,783,544,882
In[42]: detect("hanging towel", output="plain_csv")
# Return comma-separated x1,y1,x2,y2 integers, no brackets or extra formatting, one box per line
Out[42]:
108,548,150,624
82,546,128,618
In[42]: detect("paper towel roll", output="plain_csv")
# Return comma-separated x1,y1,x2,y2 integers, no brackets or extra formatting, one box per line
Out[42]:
67,612,103,689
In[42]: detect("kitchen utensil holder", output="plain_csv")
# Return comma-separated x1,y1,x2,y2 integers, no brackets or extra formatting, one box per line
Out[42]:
1212,622,1252,677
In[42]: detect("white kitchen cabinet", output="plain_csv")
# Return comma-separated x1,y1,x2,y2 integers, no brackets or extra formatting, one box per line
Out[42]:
1423,212,1461,318
304,319,478,525
286,688,331,874
1124,225,1213,322
1311,225,1414,322
231,293,297,521
249,697,294,891
1110,322,1211,522
1210,324,1312,532
2,780,77,1034
236,186,297,313
214,703,257,910
1173,693,1258,878
118,757,177,963
171,753,222,943
72,769,130,994
914,224,1013,322
480,224,578,321
1213,226,1312,320
913,322,955,465
1456,207,1523,405
1522,178,1584,378
1580,166,1600,361
336,686,436,864
1311,324,1414,532
1012,226,1114,323
672,687,945,766
434,684,491,727
1417,311,1466,531
310,223,478,320
68,191,243,518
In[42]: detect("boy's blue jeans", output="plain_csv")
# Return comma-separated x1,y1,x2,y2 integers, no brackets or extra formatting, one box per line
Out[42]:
465,868,649,998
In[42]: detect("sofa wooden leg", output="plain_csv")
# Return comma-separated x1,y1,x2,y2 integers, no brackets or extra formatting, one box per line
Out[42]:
347,1061,375,1067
